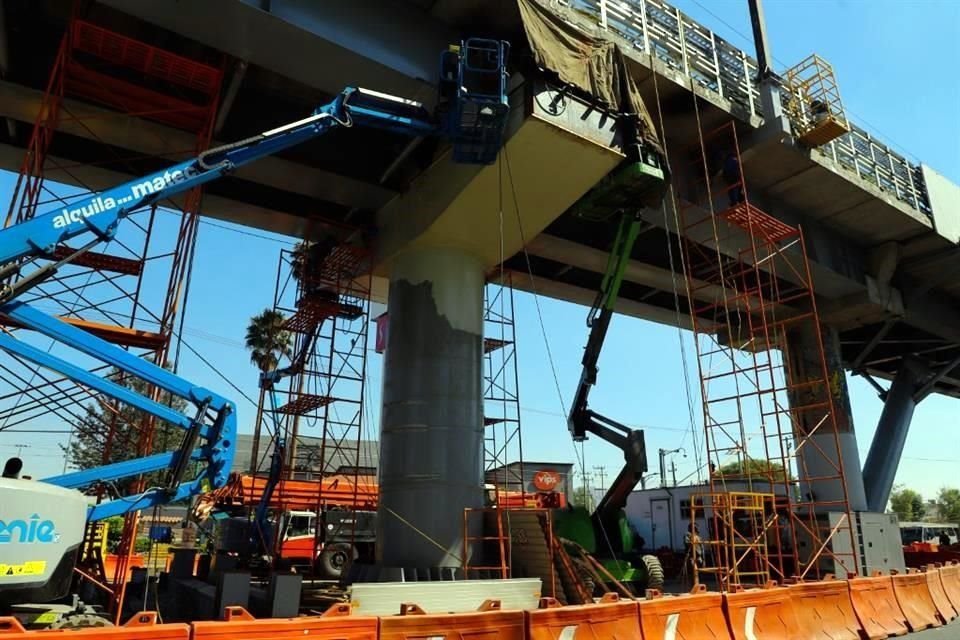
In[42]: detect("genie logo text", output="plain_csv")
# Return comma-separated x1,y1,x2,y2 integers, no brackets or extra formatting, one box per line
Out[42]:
0,515,58,544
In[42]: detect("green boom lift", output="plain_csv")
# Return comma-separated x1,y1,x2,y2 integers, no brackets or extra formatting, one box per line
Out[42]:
554,148,668,593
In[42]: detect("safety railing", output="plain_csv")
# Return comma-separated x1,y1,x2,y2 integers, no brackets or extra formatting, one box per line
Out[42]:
552,0,932,217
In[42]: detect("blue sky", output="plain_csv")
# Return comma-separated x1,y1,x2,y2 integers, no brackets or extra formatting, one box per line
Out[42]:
0,0,957,502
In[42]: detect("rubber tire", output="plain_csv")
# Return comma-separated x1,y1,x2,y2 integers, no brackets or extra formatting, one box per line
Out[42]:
641,554,665,591
319,543,357,579
48,613,113,629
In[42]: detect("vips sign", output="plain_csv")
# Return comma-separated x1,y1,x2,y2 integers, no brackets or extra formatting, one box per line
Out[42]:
532,470,562,492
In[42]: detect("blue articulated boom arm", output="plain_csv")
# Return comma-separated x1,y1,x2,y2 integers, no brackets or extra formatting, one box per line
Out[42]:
0,39,509,522
0,89,446,523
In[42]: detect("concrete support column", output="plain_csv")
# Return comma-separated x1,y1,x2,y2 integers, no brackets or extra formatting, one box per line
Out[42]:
786,325,867,511
377,246,485,569
862,356,927,513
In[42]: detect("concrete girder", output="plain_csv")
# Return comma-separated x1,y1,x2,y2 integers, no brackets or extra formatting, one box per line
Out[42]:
99,0,453,105
506,268,716,331
524,232,797,320
0,79,395,214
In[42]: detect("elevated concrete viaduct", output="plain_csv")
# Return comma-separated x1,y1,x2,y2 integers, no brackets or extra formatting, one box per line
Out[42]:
3,0,958,572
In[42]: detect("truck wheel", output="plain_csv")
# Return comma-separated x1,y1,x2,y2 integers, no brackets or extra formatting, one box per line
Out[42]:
48,613,113,629
319,543,357,579
641,554,664,591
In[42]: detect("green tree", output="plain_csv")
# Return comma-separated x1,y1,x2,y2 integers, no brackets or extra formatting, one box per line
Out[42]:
570,485,596,511
889,486,925,521
245,309,292,373
717,457,791,482
63,369,188,470
936,488,960,523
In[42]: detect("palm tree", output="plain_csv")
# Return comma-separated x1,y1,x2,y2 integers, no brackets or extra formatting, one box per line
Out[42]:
245,309,292,474
245,309,292,373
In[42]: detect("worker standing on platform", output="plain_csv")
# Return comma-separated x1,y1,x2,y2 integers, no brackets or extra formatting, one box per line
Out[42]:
721,151,744,207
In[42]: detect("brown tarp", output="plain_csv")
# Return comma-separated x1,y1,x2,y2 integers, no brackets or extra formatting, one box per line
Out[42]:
516,0,663,157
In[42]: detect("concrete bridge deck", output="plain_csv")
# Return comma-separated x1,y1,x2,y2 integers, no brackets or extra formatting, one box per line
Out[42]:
3,0,957,401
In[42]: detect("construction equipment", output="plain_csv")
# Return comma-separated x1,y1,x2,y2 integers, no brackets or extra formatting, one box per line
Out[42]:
556,153,667,593
0,38,510,624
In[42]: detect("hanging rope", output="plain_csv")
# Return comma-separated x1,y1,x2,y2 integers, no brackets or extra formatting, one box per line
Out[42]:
650,69,705,485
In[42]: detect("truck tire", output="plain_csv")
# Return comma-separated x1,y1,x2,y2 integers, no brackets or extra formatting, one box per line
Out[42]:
641,554,664,591
319,543,357,579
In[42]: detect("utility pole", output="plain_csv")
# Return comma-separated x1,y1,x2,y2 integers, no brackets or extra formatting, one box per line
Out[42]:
659,447,686,487
10,443,30,458
593,465,607,493
670,457,678,488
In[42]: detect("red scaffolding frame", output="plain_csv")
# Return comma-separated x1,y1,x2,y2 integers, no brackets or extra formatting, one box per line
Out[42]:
676,120,859,590
0,17,221,619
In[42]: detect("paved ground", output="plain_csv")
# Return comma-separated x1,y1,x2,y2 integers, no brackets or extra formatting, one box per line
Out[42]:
915,618,960,638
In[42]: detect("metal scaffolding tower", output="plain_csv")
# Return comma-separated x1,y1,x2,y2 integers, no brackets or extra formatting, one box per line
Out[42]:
253,240,372,569
0,18,221,617
677,120,859,590
482,272,525,504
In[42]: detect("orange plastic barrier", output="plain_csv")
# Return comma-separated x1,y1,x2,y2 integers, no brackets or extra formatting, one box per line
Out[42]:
891,568,941,631
638,585,731,640
940,562,960,611
847,572,909,639
723,583,804,640
526,593,641,640
0,612,188,638
923,565,958,623
380,600,525,640
191,605,377,640
786,576,862,640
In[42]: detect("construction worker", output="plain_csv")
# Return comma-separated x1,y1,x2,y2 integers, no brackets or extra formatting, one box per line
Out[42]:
721,151,744,207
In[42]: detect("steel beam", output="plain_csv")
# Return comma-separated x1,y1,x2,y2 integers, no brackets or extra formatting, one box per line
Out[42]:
913,353,960,402
851,318,898,370
862,356,928,513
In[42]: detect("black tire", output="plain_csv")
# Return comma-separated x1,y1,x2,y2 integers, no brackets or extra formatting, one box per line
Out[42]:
319,543,357,579
641,554,665,591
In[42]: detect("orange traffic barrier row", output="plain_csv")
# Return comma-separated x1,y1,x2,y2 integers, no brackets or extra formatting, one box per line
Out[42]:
382,600,524,640
9,567,960,639
526,593,641,639
787,575,862,640
941,561,960,611
724,582,804,640
891,568,942,631
0,612,189,638
638,585,730,640
192,604,377,639
922,565,958,624
848,572,909,639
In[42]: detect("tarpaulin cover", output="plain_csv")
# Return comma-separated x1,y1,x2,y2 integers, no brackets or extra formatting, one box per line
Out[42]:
517,0,663,157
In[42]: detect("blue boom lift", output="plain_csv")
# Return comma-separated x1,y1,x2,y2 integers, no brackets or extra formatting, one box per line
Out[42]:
0,38,509,625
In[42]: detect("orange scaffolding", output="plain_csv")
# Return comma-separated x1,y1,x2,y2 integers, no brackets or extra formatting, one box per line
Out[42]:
676,119,859,589
0,16,221,619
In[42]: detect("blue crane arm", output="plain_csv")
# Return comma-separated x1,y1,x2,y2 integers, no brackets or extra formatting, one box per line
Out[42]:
2,88,437,522
0,38,510,523
0,88,436,269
